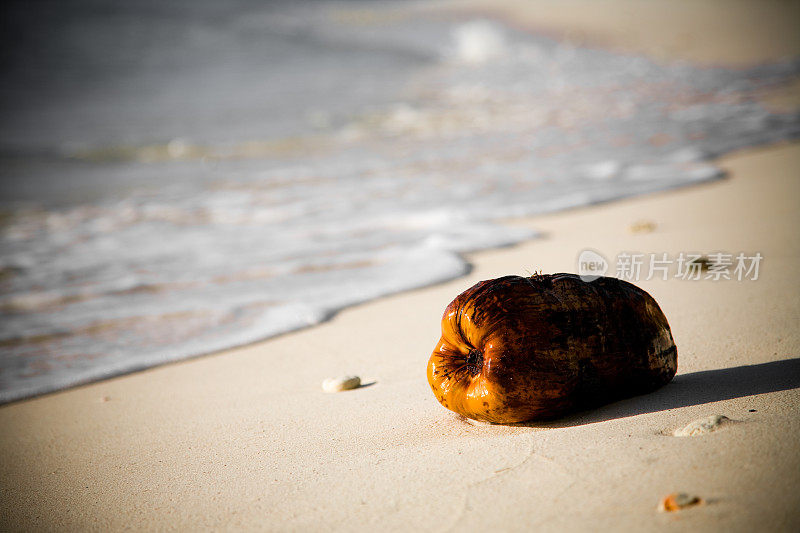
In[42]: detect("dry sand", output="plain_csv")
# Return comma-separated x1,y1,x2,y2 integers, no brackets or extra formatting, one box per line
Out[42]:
2,1,800,531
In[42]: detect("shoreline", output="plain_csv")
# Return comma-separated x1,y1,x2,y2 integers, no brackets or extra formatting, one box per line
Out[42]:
3,0,800,407
0,153,751,407
1,140,798,531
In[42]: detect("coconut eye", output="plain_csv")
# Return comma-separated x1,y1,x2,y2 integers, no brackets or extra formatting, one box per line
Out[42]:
465,348,483,376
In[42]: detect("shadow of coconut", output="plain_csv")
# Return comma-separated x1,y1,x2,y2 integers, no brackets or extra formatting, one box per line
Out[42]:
517,357,800,428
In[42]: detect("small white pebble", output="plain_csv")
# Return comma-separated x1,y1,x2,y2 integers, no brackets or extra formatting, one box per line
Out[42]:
674,415,731,437
322,375,361,393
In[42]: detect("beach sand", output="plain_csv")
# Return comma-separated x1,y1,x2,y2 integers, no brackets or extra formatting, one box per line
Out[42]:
2,1,799,531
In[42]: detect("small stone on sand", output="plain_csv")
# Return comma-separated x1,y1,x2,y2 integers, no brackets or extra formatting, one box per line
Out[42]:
674,415,731,437
689,255,713,272
322,375,361,393
629,220,657,233
659,492,703,512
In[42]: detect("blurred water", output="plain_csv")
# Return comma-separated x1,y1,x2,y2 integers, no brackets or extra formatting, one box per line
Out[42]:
1,0,798,402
